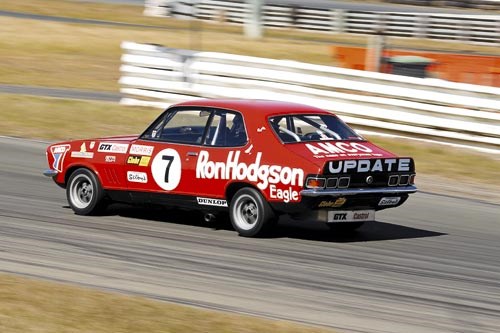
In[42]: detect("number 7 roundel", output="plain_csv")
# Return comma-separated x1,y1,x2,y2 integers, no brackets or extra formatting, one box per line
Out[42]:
151,148,182,191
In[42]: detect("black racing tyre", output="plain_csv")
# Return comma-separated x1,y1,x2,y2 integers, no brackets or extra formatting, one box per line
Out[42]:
327,222,364,233
66,168,106,215
229,188,276,237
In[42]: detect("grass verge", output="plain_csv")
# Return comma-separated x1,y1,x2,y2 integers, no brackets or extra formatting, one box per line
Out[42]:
0,14,334,91
0,94,159,140
1,0,499,55
367,135,500,187
0,273,336,333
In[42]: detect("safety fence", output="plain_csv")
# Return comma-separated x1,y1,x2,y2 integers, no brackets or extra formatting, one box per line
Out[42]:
119,41,500,150
144,0,500,45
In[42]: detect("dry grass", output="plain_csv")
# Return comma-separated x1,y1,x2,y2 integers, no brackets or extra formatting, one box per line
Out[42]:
0,94,159,140
0,15,333,91
2,0,498,54
367,135,500,187
0,273,336,333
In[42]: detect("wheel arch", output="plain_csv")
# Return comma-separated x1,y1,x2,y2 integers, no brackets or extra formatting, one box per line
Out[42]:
225,182,262,204
64,164,103,189
227,184,277,237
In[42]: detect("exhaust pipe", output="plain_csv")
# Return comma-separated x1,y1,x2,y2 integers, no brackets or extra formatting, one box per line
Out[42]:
204,213,216,223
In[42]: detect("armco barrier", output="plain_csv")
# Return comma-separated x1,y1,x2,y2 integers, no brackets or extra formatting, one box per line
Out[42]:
144,0,500,45
119,41,500,151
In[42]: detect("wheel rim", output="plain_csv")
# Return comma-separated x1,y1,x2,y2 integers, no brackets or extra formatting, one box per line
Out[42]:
69,174,94,209
233,194,259,231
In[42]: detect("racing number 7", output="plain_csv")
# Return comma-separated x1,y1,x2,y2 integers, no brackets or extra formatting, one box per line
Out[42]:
162,155,174,183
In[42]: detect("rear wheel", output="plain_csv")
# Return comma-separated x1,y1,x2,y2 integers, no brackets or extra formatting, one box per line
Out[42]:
229,188,276,237
66,168,106,215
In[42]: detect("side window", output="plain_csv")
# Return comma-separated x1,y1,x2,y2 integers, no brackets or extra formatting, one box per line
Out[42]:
141,108,248,147
142,109,211,144
270,116,301,143
204,111,247,147
268,114,361,143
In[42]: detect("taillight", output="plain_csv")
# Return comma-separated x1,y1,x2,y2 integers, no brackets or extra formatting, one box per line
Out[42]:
388,174,415,186
399,175,410,185
388,175,399,186
326,177,338,188
305,177,326,189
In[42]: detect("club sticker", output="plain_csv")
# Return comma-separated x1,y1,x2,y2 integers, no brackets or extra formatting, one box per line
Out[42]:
151,148,181,191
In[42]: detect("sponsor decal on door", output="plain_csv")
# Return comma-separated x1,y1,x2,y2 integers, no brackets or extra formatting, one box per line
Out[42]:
127,171,148,183
195,150,304,203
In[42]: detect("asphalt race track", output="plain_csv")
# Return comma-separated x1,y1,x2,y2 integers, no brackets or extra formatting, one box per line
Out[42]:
1,136,499,333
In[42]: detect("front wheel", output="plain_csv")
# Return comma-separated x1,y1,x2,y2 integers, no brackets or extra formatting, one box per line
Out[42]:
66,168,106,215
229,188,276,237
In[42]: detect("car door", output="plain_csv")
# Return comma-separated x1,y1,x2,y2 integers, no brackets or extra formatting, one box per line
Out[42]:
183,109,249,202
124,107,209,196
124,107,248,206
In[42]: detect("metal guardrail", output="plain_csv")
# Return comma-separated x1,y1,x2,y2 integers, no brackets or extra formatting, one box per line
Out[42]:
119,41,500,151
144,0,500,45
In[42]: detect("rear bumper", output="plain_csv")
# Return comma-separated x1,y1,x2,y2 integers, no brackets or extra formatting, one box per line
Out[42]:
300,185,417,197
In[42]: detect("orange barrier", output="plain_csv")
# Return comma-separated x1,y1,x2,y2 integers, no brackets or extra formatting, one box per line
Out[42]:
333,46,500,87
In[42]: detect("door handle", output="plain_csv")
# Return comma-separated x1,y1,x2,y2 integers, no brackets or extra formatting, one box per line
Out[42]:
187,152,198,156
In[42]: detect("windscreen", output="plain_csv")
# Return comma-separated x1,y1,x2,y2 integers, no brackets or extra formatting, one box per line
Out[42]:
269,114,363,143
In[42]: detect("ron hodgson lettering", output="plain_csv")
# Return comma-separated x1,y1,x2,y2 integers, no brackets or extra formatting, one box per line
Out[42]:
196,150,304,191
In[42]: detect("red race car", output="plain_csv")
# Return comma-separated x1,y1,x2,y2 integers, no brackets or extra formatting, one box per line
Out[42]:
44,99,417,237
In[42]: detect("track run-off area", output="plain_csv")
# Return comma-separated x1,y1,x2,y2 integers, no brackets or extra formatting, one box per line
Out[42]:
0,136,499,333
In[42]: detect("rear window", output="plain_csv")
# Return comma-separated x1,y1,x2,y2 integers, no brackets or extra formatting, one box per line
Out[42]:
269,114,363,143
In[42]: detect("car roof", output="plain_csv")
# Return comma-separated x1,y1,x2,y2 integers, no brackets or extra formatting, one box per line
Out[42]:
172,99,332,117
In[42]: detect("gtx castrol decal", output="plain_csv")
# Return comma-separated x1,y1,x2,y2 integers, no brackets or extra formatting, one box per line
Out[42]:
196,150,304,203
327,158,411,174
97,142,129,154
328,210,375,223
306,142,383,158
151,148,182,191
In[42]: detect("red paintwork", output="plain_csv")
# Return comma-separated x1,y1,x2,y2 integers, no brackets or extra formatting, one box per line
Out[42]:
46,99,399,204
